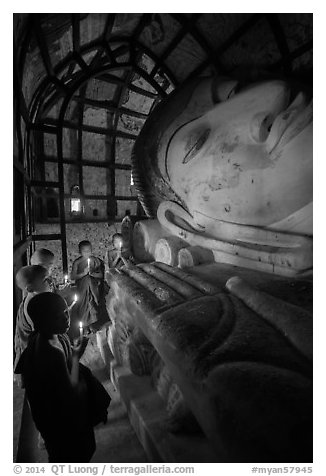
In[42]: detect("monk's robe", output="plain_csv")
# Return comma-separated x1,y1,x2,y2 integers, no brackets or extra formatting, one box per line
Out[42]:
14,294,35,373
71,256,108,333
16,332,96,463
108,247,133,269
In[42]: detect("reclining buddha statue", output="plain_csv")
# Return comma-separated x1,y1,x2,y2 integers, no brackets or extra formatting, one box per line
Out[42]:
107,74,313,463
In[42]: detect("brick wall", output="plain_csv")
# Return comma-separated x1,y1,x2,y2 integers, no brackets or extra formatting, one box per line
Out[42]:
41,92,139,222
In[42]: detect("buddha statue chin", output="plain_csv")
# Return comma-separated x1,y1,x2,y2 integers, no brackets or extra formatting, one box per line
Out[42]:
133,77,313,277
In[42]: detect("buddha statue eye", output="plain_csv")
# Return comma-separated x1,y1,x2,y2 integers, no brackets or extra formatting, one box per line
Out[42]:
227,86,238,99
182,128,211,164
250,113,274,143
212,79,240,103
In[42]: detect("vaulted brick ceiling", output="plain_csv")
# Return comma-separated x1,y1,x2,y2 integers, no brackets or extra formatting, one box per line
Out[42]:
13,13,312,218
14,13,312,145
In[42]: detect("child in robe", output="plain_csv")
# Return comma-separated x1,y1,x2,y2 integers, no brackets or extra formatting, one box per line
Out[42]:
30,248,57,292
14,265,52,376
70,240,108,335
15,292,98,463
108,233,134,269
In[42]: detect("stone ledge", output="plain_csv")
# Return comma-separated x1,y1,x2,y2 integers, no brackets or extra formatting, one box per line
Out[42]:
110,361,218,463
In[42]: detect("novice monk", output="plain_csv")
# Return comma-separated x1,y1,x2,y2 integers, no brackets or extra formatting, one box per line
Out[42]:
15,293,97,463
30,248,57,292
14,265,52,375
70,241,108,334
108,233,134,269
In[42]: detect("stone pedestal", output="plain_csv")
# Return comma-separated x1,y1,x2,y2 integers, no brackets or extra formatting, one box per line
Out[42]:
106,261,312,462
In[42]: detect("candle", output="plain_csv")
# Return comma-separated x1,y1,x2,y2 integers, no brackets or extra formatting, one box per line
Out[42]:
79,321,83,339
116,237,123,251
68,294,78,310
64,274,68,284
87,258,90,271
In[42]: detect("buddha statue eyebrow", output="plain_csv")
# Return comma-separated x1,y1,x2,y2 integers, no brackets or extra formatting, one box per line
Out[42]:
211,77,244,103
165,116,201,180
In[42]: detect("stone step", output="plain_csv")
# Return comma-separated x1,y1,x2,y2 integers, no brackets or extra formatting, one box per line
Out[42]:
111,361,218,463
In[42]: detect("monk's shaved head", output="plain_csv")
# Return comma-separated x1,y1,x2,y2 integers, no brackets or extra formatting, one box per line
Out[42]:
27,292,69,334
31,248,54,267
16,265,48,291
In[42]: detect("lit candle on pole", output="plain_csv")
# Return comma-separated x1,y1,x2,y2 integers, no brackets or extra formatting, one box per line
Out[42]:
64,274,68,284
79,321,83,339
87,258,90,272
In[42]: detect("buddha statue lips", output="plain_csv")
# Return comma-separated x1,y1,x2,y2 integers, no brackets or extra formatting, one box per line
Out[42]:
265,92,312,155
132,77,313,276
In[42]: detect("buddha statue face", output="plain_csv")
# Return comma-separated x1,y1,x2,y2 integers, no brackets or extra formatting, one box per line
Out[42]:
164,79,312,230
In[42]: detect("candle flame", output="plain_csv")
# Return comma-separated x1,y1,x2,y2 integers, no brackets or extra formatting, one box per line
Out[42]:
79,321,83,329
74,294,78,302
115,237,123,251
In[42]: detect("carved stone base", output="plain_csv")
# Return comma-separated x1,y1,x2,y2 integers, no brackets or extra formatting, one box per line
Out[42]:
106,261,312,462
